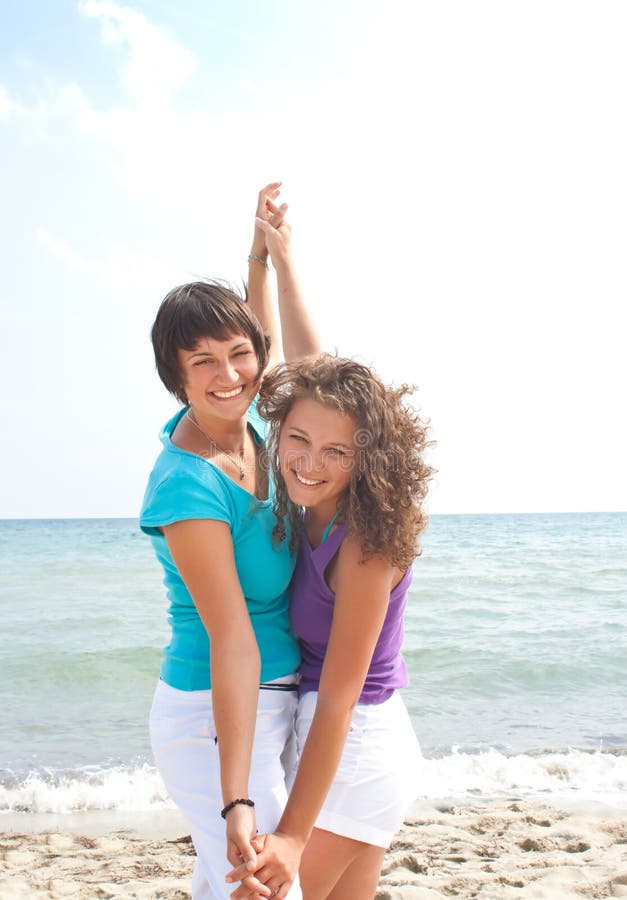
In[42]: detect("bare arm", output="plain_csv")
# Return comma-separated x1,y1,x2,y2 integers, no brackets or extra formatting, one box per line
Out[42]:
254,193,321,363
278,541,393,839
272,246,321,361
247,183,283,370
227,540,395,895
163,519,261,869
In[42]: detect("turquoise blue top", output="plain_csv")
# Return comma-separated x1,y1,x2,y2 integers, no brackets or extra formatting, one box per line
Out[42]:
139,403,300,691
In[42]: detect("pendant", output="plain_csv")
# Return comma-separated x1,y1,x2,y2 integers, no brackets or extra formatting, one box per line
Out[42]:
240,468,245,480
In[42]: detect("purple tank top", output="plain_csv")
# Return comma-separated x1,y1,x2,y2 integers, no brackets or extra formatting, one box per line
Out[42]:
290,524,411,704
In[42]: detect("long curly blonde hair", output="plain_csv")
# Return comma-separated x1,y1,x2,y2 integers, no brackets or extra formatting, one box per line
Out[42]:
257,354,434,569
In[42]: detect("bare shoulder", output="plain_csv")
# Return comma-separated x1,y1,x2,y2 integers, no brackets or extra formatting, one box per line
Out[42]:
337,534,406,592
337,534,395,581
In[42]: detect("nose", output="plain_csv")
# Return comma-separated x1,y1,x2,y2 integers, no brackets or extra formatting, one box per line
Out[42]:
216,357,239,384
312,452,326,472
296,449,325,473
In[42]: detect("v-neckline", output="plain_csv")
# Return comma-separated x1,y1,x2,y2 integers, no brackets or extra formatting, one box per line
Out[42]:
165,407,271,503
304,522,346,554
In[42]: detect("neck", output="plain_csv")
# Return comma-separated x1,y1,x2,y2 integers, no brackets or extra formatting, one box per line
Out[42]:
187,407,248,453
304,501,342,533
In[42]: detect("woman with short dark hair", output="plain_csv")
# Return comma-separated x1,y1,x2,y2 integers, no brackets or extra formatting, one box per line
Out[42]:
140,184,318,899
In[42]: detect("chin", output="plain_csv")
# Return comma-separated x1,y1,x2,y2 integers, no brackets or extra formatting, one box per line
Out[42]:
293,489,328,510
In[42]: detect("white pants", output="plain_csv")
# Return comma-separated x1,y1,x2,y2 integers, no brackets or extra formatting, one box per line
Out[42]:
150,679,302,899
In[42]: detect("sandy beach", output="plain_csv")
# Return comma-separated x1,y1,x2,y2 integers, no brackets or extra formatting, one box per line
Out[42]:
2,798,626,899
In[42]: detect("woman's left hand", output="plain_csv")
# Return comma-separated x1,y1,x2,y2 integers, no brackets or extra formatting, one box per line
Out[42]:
251,182,288,259
225,803,261,873
225,833,270,899
226,830,304,899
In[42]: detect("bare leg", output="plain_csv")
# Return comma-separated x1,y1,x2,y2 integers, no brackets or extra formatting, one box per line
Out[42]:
326,845,385,900
299,828,386,900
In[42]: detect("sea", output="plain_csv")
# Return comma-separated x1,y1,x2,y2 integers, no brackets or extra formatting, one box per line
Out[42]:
1,512,626,824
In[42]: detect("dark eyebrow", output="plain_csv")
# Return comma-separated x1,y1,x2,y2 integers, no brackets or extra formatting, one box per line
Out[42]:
187,341,251,359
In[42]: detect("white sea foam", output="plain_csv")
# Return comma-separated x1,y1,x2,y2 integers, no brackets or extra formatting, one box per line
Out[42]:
1,749,625,816
0,764,174,815
419,747,627,808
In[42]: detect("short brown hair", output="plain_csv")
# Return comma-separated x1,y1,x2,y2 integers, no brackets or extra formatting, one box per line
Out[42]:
151,280,270,404
258,354,434,569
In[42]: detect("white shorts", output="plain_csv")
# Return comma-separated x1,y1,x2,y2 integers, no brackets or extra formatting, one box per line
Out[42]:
290,690,422,848
150,678,302,899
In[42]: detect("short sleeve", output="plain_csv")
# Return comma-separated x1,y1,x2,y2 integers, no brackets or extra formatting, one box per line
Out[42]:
140,461,233,536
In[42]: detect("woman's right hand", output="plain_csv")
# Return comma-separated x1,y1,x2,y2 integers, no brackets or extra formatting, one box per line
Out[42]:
254,212,291,270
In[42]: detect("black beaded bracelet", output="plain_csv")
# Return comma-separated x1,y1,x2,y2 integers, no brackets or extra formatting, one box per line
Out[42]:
221,798,255,819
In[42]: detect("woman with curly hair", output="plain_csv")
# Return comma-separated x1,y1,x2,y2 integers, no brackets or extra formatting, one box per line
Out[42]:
227,355,432,900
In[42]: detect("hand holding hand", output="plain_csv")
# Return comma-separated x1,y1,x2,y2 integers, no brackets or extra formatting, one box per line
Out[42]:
226,830,305,900
254,212,291,270
251,182,289,262
225,803,260,873
225,833,270,899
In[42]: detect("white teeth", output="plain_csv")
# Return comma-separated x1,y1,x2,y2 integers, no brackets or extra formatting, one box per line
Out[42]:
213,386,244,399
295,471,324,486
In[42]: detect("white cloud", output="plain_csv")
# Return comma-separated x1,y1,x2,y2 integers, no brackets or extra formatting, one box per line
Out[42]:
5,3,351,239
47,3,253,236
78,1,197,107
0,84,26,118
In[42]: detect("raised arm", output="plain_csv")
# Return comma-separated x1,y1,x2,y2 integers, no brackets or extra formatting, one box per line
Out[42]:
258,213,320,362
247,183,284,371
227,540,394,897
163,519,261,870
250,185,321,363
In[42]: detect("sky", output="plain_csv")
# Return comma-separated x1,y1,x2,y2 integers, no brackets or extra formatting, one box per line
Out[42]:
1,0,625,518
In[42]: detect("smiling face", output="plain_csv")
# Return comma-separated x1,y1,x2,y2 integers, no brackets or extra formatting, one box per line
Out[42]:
278,397,358,520
178,333,261,423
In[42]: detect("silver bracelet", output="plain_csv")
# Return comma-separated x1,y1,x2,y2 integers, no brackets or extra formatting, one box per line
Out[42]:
248,253,269,269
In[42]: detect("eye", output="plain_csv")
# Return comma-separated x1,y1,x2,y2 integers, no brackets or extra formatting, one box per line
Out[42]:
289,433,307,443
233,349,252,357
193,358,213,366
326,448,346,456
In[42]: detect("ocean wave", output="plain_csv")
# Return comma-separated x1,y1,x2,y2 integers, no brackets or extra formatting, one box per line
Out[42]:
419,747,627,807
1,749,626,816
0,763,174,815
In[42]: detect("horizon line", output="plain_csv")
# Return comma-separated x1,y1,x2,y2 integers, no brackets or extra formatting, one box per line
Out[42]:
0,510,625,523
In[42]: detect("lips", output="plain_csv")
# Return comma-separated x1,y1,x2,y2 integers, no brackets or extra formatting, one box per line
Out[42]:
210,385,245,399
294,470,325,487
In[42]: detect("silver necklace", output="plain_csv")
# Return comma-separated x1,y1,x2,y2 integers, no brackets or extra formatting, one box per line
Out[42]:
186,410,247,480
